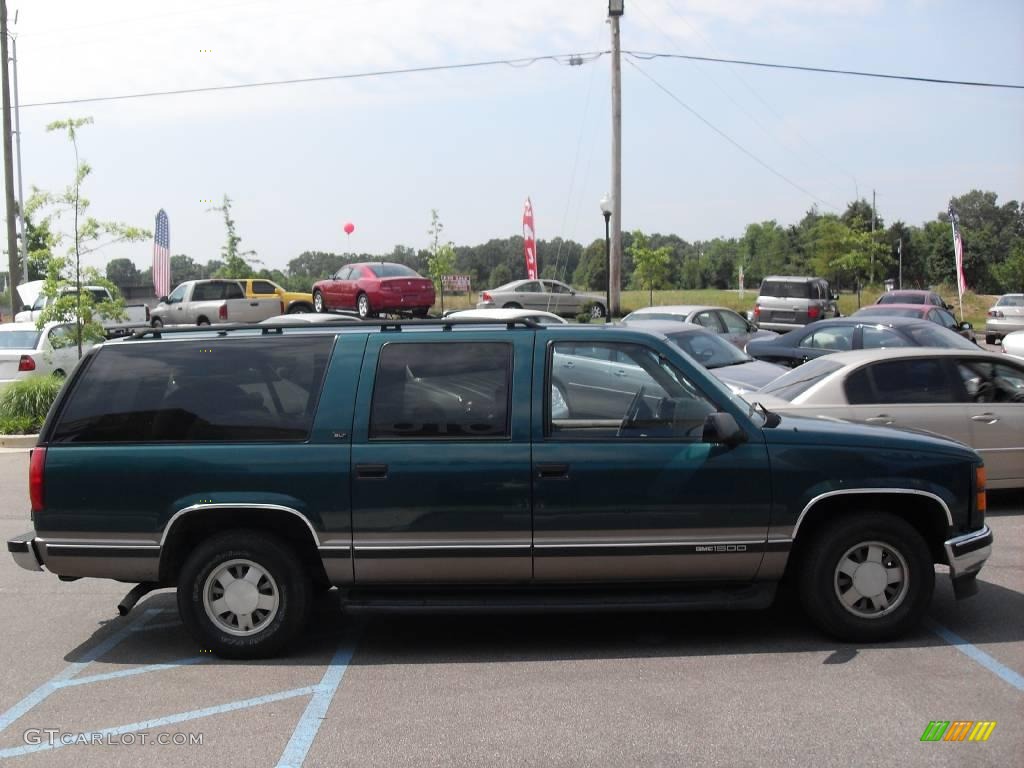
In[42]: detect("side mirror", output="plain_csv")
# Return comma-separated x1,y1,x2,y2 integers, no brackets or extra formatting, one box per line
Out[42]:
158,296,168,304
745,310,755,322
21,304,30,312
702,412,748,446
830,292,839,301
960,321,973,331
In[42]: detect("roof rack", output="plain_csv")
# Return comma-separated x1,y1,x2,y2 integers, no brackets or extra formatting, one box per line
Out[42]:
123,316,540,340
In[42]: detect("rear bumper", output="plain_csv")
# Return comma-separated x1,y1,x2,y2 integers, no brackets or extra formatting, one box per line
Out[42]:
757,321,805,332
7,532,43,572
944,525,992,598
985,318,1024,335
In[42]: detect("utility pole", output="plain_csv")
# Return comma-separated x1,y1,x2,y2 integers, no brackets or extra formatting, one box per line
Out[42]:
11,30,25,273
1,0,19,319
608,1,624,317
898,237,902,289
869,188,876,285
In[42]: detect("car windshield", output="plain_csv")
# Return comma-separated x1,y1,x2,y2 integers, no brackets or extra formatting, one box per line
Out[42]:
878,292,926,304
666,330,751,369
904,325,978,349
367,264,419,278
759,280,813,299
624,312,689,322
758,357,843,400
995,295,1024,307
0,330,42,349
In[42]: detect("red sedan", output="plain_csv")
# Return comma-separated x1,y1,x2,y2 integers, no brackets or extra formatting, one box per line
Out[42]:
312,263,436,319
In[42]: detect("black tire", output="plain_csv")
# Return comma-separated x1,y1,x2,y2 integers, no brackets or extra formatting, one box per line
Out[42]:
502,302,522,310
412,307,430,318
985,334,997,346
53,369,66,378
196,318,210,327
288,303,312,314
151,317,163,328
313,290,325,313
177,530,312,659
798,513,933,643
357,293,373,319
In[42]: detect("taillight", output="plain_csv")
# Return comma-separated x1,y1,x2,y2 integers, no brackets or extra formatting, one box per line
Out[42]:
29,447,46,512
482,292,492,303
807,305,821,320
218,304,228,320
976,466,987,518
18,355,36,372
752,305,760,319
987,310,1003,318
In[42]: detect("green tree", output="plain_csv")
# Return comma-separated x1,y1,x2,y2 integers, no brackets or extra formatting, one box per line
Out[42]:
208,195,257,278
28,117,149,357
627,231,672,305
994,240,1024,294
105,258,141,289
426,210,456,313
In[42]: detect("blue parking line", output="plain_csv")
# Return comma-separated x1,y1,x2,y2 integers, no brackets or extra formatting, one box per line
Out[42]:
0,685,318,759
0,608,159,735
58,657,209,688
927,619,1024,692
276,637,359,768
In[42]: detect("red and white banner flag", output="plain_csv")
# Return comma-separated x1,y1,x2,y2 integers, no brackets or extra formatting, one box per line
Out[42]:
953,227,967,297
522,198,538,279
153,209,170,298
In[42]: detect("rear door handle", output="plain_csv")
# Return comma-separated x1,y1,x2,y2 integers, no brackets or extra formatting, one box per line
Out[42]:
865,415,893,425
250,302,260,306
537,463,570,478
355,463,389,479
971,413,999,424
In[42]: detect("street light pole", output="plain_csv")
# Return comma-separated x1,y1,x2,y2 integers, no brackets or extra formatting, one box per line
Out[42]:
600,194,612,321
608,0,624,318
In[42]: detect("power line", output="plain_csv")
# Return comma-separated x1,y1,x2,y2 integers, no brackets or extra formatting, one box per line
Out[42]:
625,51,1024,90
20,52,608,108
626,58,839,210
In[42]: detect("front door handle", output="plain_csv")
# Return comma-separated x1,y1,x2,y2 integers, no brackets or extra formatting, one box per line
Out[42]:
537,463,570,478
971,413,999,424
355,463,389,479
865,415,894,425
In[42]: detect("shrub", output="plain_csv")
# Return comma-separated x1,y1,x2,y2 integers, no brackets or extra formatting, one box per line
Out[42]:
575,313,591,323
0,375,64,434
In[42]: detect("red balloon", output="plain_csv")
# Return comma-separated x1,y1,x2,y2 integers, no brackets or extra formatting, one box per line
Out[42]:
343,222,355,235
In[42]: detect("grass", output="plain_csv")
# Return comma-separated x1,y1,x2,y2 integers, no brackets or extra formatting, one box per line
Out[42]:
434,288,997,329
0,375,64,434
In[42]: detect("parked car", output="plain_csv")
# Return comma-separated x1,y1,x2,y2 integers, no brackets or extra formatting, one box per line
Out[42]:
444,308,567,325
9,318,991,657
746,317,979,367
600,320,787,395
0,322,88,388
622,305,776,350
312,262,435,318
752,276,840,332
875,289,949,309
236,278,315,314
477,279,607,319
748,348,1024,489
258,313,361,326
15,283,150,327
1002,329,1024,359
851,304,976,343
150,280,282,327
985,293,1024,345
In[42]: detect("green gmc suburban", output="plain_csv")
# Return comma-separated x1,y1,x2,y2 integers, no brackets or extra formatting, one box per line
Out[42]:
8,318,993,658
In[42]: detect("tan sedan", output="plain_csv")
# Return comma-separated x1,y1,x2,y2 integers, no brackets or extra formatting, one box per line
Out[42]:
748,347,1024,489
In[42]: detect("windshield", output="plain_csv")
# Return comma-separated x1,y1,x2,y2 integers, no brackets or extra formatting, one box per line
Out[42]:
667,330,750,369
904,325,978,349
878,292,926,304
0,330,42,349
758,357,843,400
368,264,419,278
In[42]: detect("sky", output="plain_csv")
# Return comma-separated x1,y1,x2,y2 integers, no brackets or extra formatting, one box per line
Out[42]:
4,0,1023,277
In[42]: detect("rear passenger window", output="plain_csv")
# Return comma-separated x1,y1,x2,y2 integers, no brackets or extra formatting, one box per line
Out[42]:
369,342,512,439
865,359,956,404
799,327,853,351
861,327,912,349
50,337,333,443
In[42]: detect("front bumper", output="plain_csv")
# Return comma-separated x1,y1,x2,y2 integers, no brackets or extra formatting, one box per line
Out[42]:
8,532,43,572
944,525,993,598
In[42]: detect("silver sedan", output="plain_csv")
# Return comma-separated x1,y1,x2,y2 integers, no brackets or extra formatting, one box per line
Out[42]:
477,279,607,319
747,347,1024,489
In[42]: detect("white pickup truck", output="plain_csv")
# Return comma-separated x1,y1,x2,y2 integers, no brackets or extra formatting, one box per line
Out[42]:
15,283,151,326
150,280,282,327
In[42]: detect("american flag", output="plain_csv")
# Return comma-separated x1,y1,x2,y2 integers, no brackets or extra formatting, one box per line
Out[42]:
948,205,967,298
153,209,170,298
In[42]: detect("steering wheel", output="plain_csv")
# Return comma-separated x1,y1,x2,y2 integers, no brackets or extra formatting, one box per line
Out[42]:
617,386,647,437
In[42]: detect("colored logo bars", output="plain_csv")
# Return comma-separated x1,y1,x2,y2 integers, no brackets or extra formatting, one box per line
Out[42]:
920,721,997,742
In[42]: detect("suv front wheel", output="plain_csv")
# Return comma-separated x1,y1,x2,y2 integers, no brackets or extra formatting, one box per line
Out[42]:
177,530,312,659
798,513,933,642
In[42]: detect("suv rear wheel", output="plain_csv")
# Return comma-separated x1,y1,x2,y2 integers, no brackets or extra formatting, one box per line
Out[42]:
177,530,312,659
798,513,933,642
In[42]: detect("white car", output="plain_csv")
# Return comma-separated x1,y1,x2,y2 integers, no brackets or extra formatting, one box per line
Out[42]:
445,308,568,325
1003,329,1024,360
0,322,89,388
747,347,1024,489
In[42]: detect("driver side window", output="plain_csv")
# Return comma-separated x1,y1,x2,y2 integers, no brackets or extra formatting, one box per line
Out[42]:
166,285,186,304
547,341,716,440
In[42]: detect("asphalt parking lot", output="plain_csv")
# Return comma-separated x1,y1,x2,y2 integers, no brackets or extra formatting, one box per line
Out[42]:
0,449,1020,768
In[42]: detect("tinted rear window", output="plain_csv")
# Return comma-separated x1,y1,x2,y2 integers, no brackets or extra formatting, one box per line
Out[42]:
855,307,921,319
0,330,41,349
367,264,419,278
51,336,333,443
759,280,813,299
758,357,843,400
878,292,926,304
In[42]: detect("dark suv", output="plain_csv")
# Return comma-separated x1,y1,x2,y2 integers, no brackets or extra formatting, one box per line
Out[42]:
8,319,992,658
753,276,840,332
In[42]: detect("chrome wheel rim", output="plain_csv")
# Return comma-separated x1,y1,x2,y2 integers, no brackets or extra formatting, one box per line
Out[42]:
313,293,323,312
590,303,605,318
833,540,908,619
203,558,280,636
358,296,370,317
